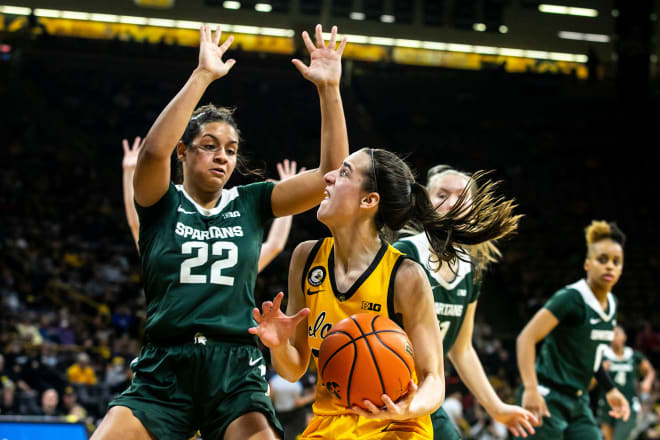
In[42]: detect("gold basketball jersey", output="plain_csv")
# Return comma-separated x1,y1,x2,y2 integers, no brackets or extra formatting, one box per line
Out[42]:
303,237,415,416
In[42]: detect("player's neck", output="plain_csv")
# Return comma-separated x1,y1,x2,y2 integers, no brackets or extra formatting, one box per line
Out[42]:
182,181,223,209
331,225,382,275
438,258,459,283
586,278,609,308
612,345,624,356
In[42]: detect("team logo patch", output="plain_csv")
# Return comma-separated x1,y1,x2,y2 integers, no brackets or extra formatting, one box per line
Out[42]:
308,266,326,286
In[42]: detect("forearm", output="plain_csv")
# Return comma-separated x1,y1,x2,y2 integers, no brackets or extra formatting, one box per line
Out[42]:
408,373,445,418
270,342,309,383
317,85,348,174
517,333,539,389
122,168,140,244
450,345,503,415
258,216,293,272
142,69,214,159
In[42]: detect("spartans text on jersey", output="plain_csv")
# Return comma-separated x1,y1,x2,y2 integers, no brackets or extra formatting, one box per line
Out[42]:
175,222,244,240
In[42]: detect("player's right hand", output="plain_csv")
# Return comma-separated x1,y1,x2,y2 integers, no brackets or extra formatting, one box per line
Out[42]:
197,25,236,81
521,388,550,426
248,292,309,348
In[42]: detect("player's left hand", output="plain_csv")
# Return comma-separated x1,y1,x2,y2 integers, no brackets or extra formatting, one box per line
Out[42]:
490,403,537,438
606,388,630,422
292,24,347,88
350,380,418,421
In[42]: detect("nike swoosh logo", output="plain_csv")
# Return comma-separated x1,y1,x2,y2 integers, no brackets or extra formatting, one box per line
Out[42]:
178,206,196,214
306,289,324,296
590,318,601,325
249,357,262,366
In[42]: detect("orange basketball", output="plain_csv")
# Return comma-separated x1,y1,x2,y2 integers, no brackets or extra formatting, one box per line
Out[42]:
318,313,415,409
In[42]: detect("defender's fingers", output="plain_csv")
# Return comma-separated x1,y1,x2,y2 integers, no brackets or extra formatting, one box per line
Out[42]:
132,136,141,150
315,24,324,47
329,25,337,49
301,31,315,54
291,59,309,76
219,35,234,53
337,36,348,56
213,25,222,45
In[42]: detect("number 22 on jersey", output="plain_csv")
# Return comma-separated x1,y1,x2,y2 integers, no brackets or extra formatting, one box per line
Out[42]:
179,240,238,285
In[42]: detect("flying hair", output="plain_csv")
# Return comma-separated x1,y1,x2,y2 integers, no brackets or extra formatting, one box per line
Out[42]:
361,149,521,272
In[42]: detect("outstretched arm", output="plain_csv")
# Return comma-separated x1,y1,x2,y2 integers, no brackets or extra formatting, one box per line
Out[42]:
353,260,444,420
258,160,306,272
122,137,142,250
271,25,349,217
449,301,536,437
249,241,314,381
516,308,559,426
134,25,236,207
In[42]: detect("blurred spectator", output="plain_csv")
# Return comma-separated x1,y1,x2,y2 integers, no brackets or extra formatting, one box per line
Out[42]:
105,356,131,394
37,388,60,416
269,373,315,440
637,322,660,365
443,388,467,434
67,352,97,385
0,379,19,415
60,385,86,420
16,312,43,346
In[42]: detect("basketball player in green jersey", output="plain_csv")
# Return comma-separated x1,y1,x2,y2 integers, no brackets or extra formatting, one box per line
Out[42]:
517,220,631,440
393,165,537,439
91,24,349,440
597,325,655,440
121,135,303,270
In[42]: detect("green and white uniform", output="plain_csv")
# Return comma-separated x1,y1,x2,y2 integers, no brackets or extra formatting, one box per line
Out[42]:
110,182,283,439
518,279,618,440
596,346,645,440
394,233,480,440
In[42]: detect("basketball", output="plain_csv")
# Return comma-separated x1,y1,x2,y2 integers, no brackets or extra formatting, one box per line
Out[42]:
318,313,415,409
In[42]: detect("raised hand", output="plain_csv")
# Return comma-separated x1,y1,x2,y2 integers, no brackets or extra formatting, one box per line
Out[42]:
351,380,418,421
197,25,236,81
122,136,143,170
292,24,347,88
491,403,537,438
248,292,309,349
277,159,306,181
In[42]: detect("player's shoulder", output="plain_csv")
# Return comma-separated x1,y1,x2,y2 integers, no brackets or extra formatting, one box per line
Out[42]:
292,239,327,265
392,258,428,294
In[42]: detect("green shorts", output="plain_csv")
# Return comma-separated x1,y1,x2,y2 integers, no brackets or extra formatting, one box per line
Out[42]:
109,339,283,440
431,406,462,439
516,384,601,440
597,396,639,440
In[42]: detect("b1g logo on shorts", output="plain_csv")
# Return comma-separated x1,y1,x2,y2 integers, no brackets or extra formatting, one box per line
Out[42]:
308,266,326,287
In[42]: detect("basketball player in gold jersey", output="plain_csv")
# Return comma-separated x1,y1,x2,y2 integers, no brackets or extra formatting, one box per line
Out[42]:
250,147,520,439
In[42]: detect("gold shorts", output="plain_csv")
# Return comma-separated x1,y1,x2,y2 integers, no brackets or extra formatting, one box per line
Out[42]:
299,413,433,439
